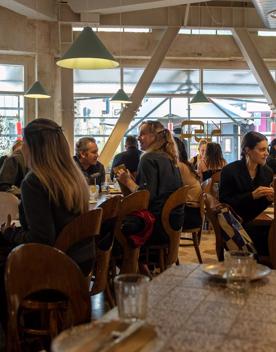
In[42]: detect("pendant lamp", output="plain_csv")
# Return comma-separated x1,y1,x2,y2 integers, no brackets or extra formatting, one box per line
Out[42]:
24,80,50,99
110,3,132,105
56,27,119,70
111,87,131,104
190,90,210,104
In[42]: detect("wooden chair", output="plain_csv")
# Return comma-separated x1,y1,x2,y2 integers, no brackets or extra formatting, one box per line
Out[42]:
16,209,102,350
179,193,204,264
113,190,150,274
143,186,189,272
203,192,225,261
0,192,19,223
5,243,91,352
91,196,121,307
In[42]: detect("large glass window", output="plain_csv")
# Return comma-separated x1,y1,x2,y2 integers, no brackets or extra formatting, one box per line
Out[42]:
0,64,24,156
74,67,275,163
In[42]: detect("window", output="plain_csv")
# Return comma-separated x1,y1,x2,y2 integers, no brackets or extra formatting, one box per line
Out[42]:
0,64,24,156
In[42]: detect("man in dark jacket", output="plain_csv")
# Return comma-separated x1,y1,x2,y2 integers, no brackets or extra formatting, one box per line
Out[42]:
0,142,27,194
74,137,105,187
110,135,142,180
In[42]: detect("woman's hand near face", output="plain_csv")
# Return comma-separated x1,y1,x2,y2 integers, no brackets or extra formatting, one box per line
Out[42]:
252,186,274,200
116,169,138,193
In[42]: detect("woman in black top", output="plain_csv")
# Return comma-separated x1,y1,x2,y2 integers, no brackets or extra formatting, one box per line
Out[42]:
117,120,183,244
0,118,89,327
219,131,273,255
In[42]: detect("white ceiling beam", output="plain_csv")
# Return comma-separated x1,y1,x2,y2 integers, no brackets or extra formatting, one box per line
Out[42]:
232,28,276,111
67,0,210,15
0,0,57,21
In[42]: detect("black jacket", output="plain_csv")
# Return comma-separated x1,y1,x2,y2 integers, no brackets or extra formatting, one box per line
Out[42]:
110,147,142,180
74,156,105,186
3,172,77,246
219,159,273,223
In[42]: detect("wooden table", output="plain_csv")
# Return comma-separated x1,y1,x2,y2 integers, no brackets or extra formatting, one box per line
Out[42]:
88,192,122,210
52,263,276,352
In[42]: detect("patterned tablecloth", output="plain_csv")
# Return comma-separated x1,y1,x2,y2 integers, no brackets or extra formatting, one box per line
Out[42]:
53,263,276,352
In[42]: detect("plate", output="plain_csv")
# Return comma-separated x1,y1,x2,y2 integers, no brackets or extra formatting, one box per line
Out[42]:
202,262,271,281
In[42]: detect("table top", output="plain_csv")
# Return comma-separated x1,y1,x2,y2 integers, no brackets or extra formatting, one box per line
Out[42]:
52,263,276,352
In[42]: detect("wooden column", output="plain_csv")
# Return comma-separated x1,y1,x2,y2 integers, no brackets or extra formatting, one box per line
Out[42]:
99,25,181,167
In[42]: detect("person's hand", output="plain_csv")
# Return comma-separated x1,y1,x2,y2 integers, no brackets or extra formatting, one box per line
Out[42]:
1,214,15,233
252,186,274,200
116,169,138,193
116,168,131,186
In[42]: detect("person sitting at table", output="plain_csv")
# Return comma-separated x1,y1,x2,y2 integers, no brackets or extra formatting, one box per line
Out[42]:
266,138,276,174
74,137,105,188
189,139,207,171
0,139,27,195
0,118,90,328
197,142,227,182
110,135,142,181
116,120,183,245
219,131,273,256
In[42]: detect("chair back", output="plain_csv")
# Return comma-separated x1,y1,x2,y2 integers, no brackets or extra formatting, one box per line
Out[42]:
0,192,19,223
5,243,91,351
114,190,150,274
161,185,189,266
54,208,102,277
91,196,121,295
203,192,224,261
201,171,221,198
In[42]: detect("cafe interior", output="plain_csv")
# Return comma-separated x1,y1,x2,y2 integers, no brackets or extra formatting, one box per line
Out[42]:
1,0,276,351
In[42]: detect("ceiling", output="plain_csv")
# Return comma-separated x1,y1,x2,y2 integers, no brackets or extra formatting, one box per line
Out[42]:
0,0,275,29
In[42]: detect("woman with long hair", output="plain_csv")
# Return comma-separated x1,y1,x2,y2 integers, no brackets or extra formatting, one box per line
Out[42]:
117,120,183,244
219,131,273,255
198,142,227,182
1,118,89,245
189,138,207,171
0,118,90,329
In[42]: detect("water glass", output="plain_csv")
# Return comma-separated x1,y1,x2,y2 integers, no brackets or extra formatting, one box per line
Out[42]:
225,251,255,294
114,274,150,323
89,184,99,202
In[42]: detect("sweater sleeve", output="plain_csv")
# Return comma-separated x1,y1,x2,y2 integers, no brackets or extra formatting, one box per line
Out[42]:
219,166,253,208
3,175,56,246
136,157,158,201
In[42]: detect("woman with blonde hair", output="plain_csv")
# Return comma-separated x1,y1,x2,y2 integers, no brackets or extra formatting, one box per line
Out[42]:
117,120,183,244
1,118,89,246
0,118,90,328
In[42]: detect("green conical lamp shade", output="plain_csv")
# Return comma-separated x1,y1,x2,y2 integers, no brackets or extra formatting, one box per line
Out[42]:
24,81,50,99
190,90,210,104
111,88,132,104
56,27,119,70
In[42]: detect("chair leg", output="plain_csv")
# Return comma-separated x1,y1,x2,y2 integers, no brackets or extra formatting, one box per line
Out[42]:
192,232,203,264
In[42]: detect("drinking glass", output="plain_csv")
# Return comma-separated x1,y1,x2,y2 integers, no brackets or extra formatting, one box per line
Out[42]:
114,274,150,323
225,250,255,294
89,179,99,202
